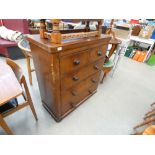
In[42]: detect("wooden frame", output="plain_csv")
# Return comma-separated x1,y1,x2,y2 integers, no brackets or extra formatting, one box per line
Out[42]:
100,19,121,83
39,19,103,44
18,39,35,85
0,59,38,134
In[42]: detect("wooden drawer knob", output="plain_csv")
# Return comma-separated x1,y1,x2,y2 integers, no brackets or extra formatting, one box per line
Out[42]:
71,90,77,96
98,51,102,56
72,76,79,81
88,90,93,94
91,79,97,83
73,59,80,65
70,102,76,108
94,65,99,70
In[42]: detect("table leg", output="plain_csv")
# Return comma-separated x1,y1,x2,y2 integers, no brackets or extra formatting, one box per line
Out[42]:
0,114,13,135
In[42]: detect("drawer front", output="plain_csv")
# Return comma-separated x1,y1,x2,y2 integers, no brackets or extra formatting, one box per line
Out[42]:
61,59,104,90
61,72,100,115
90,45,107,62
60,50,89,75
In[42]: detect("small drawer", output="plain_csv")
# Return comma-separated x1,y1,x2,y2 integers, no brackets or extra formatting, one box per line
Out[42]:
60,50,89,75
90,45,107,62
61,59,104,90
61,72,100,115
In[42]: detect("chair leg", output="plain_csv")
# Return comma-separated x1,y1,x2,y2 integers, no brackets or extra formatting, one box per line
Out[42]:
100,73,106,84
144,110,155,120
133,117,155,129
26,57,33,85
151,102,155,107
0,115,13,135
145,109,155,116
132,131,143,135
22,77,38,121
29,101,38,121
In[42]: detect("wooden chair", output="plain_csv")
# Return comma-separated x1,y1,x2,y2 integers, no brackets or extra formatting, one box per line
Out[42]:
142,125,155,135
100,19,121,83
100,38,121,83
133,101,155,131
18,39,35,85
0,58,38,134
133,125,155,135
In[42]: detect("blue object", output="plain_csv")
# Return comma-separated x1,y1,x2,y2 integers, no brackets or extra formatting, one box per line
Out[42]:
0,98,18,114
147,21,155,25
151,30,155,39
104,19,112,27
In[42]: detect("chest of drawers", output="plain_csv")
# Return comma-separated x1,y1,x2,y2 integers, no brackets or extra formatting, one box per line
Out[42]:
28,34,111,121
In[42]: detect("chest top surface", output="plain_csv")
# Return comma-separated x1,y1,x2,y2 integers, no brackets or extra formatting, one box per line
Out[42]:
27,34,111,53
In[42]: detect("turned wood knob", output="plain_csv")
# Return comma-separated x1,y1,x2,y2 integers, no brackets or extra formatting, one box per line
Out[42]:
71,90,77,96
94,65,99,70
70,102,76,108
98,51,102,56
73,60,80,65
88,90,93,94
91,79,97,83
72,76,79,81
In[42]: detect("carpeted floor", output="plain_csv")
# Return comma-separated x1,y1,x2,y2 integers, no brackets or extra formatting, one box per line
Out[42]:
1,29,155,135
0,54,155,135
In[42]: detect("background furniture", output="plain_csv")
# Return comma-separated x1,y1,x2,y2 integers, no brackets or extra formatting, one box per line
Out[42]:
28,19,40,34
129,36,155,62
0,59,37,134
0,19,29,59
133,101,155,134
18,39,35,85
28,19,111,121
100,19,122,83
100,38,121,83
0,61,22,134
143,125,155,135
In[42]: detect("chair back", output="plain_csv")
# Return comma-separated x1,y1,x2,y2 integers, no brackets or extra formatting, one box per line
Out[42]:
103,19,121,61
6,58,31,101
18,39,31,58
6,58,23,83
107,39,122,59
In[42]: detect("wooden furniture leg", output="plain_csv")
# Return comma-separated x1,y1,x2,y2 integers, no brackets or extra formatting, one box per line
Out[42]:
29,100,38,121
143,125,155,135
133,117,155,129
132,131,143,135
26,57,32,85
101,67,113,84
100,72,106,84
151,102,155,107
145,108,155,117
0,114,13,135
22,77,38,121
144,110,155,120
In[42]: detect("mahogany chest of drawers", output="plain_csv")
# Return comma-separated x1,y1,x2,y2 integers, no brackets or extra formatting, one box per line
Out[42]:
28,34,111,121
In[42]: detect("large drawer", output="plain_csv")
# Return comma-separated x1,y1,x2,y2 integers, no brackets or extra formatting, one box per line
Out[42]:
61,58,104,90
60,49,89,75
61,72,100,115
90,44,107,62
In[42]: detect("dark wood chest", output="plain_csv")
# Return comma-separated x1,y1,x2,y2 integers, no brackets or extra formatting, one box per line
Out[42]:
28,34,111,121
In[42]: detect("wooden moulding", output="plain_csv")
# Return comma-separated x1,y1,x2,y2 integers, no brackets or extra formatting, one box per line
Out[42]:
39,19,46,39
45,31,99,41
51,19,61,44
96,20,103,37
40,19,103,44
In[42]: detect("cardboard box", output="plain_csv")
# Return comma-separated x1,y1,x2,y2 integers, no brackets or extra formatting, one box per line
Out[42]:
139,25,154,39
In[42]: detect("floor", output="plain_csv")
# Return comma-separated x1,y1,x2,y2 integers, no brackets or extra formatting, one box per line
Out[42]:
1,29,155,135
1,55,155,135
